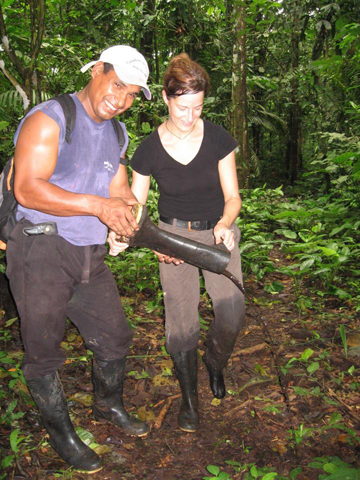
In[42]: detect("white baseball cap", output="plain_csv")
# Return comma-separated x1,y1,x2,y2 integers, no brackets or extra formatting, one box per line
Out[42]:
81,45,151,100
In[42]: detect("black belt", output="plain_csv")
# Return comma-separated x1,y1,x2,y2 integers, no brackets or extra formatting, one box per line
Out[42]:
159,216,220,231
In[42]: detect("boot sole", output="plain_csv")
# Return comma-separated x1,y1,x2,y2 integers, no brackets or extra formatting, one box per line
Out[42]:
75,465,104,474
179,426,198,433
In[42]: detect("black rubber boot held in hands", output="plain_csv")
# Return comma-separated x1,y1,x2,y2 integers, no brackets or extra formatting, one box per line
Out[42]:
92,357,149,437
27,372,102,473
202,350,226,399
171,349,199,432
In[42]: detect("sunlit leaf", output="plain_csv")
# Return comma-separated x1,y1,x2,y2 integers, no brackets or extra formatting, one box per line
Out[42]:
307,362,319,374
71,393,93,407
211,398,222,407
329,412,342,425
4,317,18,327
318,247,338,257
93,444,111,455
207,465,220,475
262,473,278,480
152,374,176,386
300,348,314,361
137,406,155,422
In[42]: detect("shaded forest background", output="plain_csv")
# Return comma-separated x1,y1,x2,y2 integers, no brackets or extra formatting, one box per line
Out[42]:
0,1,360,479
0,0,359,188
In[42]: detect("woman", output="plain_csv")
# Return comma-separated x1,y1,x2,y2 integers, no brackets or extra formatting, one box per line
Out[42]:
109,54,245,432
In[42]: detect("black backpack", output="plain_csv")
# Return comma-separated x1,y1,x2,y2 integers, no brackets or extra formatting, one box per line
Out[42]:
0,93,125,249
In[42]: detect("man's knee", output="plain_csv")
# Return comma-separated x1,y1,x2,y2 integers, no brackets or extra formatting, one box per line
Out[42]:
86,327,133,360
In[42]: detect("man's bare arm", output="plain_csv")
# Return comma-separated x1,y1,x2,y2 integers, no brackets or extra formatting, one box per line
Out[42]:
14,111,138,236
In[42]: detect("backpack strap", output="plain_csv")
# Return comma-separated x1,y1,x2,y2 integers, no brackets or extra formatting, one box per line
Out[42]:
6,156,14,191
111,118,126,155
52,93,125,153
52,93,76,145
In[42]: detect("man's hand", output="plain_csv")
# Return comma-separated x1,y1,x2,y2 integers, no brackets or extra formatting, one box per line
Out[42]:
214,222,235,251
107,231,129,256
153,250,183,265
97,197,139,237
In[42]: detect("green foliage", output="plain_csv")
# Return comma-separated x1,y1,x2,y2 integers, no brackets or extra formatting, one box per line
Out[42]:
204,460,303,480
106,247,162,303
308,456,360,479
0,3,359,475
236,186,283,280
203,464,233,480
0,425,33,477
280,347,319,376
9,428,27,455
0,350,26,390
0,399,25,427
128,369,151,380
237,146,359,306
1,0,360,188
204,454,360,480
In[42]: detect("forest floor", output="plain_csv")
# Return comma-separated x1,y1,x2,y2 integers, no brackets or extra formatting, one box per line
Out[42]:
1,251,360,480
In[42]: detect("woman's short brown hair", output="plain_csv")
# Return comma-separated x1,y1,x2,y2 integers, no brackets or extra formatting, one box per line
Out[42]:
163,53,210,98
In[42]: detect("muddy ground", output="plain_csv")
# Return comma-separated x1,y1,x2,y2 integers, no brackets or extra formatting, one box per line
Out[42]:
0,265,359,480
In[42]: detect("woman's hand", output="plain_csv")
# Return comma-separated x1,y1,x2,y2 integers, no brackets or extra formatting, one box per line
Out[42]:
107,230,129,256
153,250,183,265
214,222,235,251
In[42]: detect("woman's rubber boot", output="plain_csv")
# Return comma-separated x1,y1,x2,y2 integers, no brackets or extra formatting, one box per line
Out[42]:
27,372,102,473
202,350,226,399
171,349,199,432
92,357,149,437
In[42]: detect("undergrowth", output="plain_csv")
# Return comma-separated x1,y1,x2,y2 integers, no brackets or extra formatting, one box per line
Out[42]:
1,142,359,477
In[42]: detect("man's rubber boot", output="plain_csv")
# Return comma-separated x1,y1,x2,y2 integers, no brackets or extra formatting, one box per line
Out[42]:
171,349,199,432
202,350,226,399
27,372,102,473
92,357,149,437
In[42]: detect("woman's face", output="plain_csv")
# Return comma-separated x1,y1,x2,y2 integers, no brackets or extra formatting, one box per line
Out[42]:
163,90,204,134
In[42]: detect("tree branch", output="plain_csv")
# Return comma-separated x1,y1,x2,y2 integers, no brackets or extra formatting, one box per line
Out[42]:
28,0,45,72
0,56,30,110
34,0,46,59
0,5,26,77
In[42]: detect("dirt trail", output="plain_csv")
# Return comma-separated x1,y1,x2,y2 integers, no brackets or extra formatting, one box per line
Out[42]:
0,266,359,479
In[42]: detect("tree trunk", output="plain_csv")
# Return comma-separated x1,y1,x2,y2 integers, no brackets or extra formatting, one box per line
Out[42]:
231,1,250,189
139,0,156,127
0,0,45,113
286,4,302,184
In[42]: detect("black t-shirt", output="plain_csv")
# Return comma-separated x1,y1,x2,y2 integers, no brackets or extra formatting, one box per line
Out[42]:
130,120,238,221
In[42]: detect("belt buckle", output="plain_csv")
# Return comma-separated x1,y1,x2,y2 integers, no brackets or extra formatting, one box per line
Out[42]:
187,221,192,232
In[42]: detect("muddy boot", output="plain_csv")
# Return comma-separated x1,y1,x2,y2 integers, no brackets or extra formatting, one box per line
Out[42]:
27,372,102,473
202,350,226,399
92,357,149,437
171,349,199,432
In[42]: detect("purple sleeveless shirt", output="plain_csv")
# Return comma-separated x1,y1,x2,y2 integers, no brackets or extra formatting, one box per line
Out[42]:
14,94,129,246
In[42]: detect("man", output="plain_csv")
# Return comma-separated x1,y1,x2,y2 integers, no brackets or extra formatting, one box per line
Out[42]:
6,45,151,473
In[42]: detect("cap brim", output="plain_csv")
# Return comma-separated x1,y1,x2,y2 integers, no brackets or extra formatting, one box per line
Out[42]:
141,87,151,100
80,60,97,73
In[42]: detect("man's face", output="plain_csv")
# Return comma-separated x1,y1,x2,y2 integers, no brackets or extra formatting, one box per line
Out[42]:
87,63,141,122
